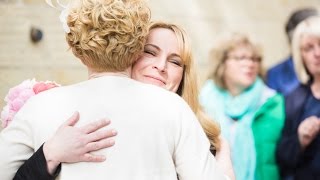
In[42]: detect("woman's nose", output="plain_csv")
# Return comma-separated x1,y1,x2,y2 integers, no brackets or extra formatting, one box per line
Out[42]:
152,58,167,72
242,58,256,67
314,45,320,57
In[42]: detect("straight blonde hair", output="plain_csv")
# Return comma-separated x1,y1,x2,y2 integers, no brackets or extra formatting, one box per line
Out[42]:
149,22,221,151
292,16,320,84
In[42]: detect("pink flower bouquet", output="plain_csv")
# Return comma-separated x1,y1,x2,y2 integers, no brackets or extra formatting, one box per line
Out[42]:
1,79,60,128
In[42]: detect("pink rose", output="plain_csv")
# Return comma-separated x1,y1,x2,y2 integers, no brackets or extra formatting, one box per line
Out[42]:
5,79,36,102
33,82,59,94
10,98,25,112
1,79,60,128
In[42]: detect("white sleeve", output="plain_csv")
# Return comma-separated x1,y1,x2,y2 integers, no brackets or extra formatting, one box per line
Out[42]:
173,101,226,180
0,111,34,180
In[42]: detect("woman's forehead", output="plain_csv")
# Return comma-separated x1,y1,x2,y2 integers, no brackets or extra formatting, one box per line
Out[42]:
301,33,320,42
229,44,254,53
147,28,176,42
147,28,180,50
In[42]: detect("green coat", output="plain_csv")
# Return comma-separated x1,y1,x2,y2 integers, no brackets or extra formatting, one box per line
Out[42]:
252,94,285,180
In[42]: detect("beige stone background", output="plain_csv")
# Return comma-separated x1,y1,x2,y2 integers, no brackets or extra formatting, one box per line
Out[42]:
0,0,319,129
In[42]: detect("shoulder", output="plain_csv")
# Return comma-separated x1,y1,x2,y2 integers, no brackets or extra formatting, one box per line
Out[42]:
286,84,308,99
24,84,75,106
11,86,69,123
16,80,89,117
256,86,285,116
126,80,195,119
199,79,221,101
136,83,200,136
135,80,185,103
285,84,309,107
199,80,220,106
284,84,309,111
254,88,285,133
260,85,283,104
200,79,215,93
265,92,284,105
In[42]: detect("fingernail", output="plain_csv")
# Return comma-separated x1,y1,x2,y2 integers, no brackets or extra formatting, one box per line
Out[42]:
100,156,106,161
112,130,117,135
109,139,115,145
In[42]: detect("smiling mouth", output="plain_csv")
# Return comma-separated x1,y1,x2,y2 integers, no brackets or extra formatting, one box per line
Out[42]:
145,75,166,85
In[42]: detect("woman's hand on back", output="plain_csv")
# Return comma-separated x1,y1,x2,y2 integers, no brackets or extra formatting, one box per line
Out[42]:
43,111,117,174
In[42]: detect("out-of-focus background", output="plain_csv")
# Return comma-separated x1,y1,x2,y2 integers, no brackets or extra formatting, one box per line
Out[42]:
0,0,319,110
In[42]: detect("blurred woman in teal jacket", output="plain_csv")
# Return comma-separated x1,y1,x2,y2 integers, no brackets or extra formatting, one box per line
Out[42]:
200,33,285,180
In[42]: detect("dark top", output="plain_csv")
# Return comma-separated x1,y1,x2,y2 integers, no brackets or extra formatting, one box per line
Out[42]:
276,84,320,180
15,144,216,179
266,56,299,96
13,144,61,180
301,93,320,120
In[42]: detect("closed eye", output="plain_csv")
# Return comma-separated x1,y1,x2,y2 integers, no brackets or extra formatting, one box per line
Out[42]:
144,50,156,56
169,59,183,67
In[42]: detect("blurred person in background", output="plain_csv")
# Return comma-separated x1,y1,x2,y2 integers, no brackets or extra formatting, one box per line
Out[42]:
266,7,318,95
276,16,320,180
200,32,285,180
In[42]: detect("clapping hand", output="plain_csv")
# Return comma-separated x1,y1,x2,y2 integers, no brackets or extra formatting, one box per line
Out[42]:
298,116,320,149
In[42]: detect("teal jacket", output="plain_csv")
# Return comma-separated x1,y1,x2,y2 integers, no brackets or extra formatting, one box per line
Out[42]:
252,94,285,180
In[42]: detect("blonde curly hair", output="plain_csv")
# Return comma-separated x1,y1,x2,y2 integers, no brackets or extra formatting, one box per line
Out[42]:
66,0,151,72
